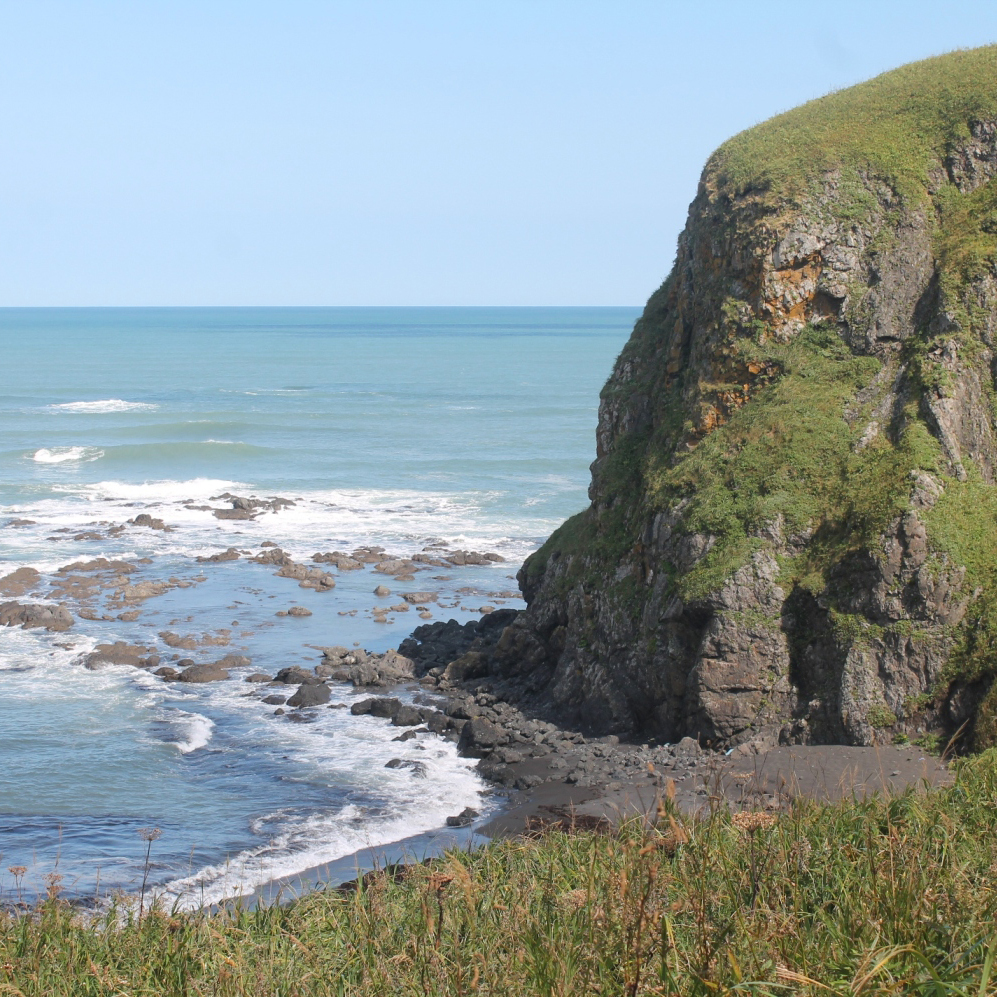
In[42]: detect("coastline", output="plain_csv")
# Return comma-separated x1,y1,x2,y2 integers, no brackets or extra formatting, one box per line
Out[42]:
0,515,955,911
231,601,956,908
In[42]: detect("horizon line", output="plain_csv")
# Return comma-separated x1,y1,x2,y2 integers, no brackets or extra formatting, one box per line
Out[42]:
0,302,643,310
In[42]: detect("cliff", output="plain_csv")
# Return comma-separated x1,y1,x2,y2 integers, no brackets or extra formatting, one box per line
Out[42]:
502,46,997,750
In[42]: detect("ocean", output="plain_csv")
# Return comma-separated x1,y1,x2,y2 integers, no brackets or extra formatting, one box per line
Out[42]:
0,306,637,907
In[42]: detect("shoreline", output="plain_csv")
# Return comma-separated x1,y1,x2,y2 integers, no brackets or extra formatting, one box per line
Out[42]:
0,522,956,912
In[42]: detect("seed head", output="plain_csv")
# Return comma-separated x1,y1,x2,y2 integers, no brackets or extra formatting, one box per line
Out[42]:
731,810,778,833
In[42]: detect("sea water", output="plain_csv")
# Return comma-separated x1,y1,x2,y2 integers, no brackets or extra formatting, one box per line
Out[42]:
0,307,636,906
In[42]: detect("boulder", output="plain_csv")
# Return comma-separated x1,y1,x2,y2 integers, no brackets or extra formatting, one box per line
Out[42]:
350,696,402,718
390,705,424,727
444,651,489,682
129,513,170,531
287,683,331,708
196,548,241,563
0,567,41,598
445,807,480,827
216,654,251,668
213,508,254,520
287,606,312,617
178,662,230,683
384,758,428,778
274,666,320,685
458,716,506,757
0,601,73,632
401,591,437,605
83,642,155,669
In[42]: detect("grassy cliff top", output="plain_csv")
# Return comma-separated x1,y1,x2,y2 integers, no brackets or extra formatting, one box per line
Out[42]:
709,45,997,206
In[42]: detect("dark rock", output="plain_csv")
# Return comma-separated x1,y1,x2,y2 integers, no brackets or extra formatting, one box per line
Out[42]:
155,666,180,679
129,513,170,531
263,694,287,705
393,729,417,742
0,601,73,632
287,683,331,708
245,673,273,682
0,567,41,597
196,548,241,563
390,705,424,727
351,696,402,718
178,663,230,683
287,606,312,617
216,654,251,669
213,508,254,520
274,666,320,685
445,807,480,827
384,758,428,778
83,641,154,669
458,716,506,757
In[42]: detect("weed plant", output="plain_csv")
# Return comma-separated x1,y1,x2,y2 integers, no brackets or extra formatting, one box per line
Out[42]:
2,750,997,995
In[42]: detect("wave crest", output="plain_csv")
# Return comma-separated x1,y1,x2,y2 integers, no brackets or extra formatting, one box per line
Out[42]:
47,399,158,414
30,447,105,464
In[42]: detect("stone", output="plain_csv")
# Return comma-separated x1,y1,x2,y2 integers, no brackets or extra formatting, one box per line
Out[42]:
351,697,402,718
0,601,73,632
374,585,391,596
196,548,240,563
83,642,155,669
274,666,320,685
384,758,428,778
287,606,312,617
177,662,230,683
445,807,480,827
287,683,331,708
390,705,424,727
245,673,272,682
401,591,437,605
0,567,41,598
458,716,506,757
129,513,170,531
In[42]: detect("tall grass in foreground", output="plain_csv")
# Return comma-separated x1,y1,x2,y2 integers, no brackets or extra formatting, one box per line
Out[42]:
3,752,997,996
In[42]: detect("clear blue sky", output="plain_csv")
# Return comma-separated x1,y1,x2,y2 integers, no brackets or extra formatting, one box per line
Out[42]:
3,1,997,306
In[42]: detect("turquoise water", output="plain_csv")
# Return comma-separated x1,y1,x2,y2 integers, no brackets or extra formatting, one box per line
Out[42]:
0,307,635,906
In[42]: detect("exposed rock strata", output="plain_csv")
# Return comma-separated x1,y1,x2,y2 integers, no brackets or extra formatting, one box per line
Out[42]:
459,54,997,750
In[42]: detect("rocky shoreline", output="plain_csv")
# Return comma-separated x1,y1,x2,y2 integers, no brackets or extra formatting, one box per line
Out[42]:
0,502,956,901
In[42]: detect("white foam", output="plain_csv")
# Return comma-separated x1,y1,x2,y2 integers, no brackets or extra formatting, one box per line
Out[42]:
54,477,245,502
161,756,486,908
47,400,158,414
1,479,543,564
166,711,215,754
30,447,105,464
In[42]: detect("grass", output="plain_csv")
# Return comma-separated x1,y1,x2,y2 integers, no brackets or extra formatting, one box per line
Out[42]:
709,45,997,213
4,751,997,995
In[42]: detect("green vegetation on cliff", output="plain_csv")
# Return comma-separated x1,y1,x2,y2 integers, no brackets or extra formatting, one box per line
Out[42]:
4,753,997,995
712,45,997,209
521,44,997,748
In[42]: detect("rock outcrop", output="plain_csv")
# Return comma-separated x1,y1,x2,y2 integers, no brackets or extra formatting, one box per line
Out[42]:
505,48,997,750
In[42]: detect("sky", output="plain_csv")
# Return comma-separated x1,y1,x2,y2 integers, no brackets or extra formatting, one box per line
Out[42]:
3,2,997,306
